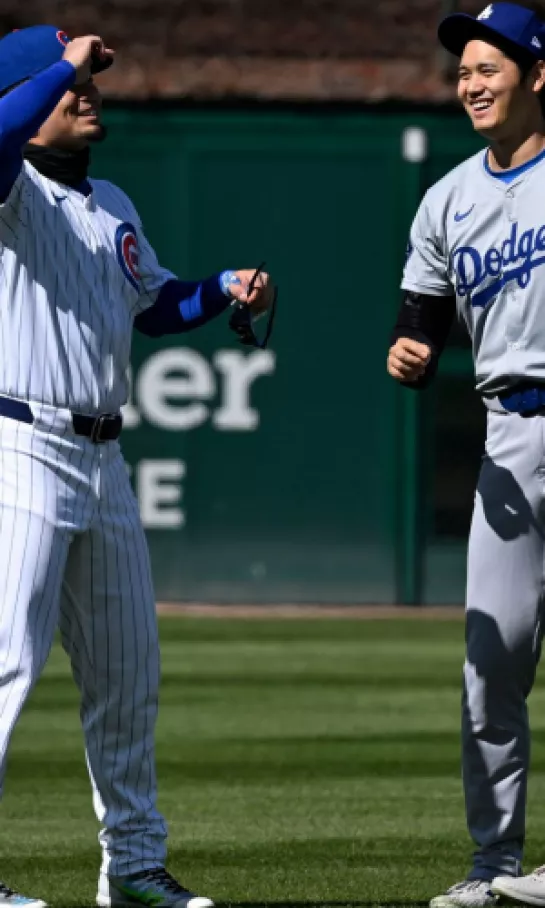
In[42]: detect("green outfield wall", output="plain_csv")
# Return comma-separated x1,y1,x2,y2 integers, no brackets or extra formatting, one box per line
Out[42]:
92,108,484,605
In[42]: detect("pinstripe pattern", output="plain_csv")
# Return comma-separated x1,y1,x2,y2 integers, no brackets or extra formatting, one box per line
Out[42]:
59,446,165,877
0,162,175,413
0,412,167,874
0,161,173,876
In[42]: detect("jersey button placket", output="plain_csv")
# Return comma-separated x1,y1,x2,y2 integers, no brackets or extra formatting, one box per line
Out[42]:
505,187,516,221
504,186,522,347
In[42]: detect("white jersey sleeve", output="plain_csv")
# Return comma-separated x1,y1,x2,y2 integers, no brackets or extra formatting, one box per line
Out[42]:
133,219,177,314
402,190,453,296
95,180,176,315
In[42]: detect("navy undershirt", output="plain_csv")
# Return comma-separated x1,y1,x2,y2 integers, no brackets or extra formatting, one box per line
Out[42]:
0,61,231,336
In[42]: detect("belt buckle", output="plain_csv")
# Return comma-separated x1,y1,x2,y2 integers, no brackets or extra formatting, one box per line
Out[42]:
91,413,115,444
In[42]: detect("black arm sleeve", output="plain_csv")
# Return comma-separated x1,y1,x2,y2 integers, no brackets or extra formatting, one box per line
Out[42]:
390,291,456,390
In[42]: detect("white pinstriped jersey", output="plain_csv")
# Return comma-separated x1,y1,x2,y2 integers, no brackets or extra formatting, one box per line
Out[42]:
0,160,175,413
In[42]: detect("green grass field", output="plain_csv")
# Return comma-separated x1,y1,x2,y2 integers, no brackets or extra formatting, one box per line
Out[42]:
3,616,545,908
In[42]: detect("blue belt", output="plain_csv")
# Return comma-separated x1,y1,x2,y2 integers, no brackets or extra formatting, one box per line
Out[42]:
0,394,122,442
498,386,545,414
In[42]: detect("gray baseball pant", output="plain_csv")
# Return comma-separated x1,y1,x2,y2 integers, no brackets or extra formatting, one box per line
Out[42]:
464,406,545,881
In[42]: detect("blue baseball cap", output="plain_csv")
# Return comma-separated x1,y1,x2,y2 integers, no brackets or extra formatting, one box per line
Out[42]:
0,25,113,94
438,2,545,60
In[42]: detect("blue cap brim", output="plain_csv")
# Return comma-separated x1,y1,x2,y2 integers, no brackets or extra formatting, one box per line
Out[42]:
438,12,536,58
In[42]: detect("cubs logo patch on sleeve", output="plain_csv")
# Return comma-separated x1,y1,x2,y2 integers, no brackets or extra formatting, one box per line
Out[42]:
115,222,140,291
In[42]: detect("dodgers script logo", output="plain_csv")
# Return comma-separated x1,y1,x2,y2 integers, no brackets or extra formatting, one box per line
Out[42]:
115,222,140,291
452,220,545,308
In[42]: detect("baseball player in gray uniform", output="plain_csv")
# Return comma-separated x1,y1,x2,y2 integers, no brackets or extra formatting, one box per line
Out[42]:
0,25,275,908
388,3,545,907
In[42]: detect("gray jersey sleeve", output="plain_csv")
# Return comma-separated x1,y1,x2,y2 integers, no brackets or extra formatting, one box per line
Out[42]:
402,191,453,296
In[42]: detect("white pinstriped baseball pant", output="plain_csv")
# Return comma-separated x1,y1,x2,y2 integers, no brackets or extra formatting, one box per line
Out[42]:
0,404,167,877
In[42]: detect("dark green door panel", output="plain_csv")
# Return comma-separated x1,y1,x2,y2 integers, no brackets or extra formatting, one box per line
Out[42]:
90,108,480,604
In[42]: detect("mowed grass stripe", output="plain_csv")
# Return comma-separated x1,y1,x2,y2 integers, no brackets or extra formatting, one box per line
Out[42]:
1,617,545,907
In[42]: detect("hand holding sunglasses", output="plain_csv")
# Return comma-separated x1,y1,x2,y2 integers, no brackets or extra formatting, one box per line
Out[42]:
227,263,278,350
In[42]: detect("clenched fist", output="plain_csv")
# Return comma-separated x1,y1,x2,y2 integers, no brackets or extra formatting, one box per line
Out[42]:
387,337,432,382
63,35,114,84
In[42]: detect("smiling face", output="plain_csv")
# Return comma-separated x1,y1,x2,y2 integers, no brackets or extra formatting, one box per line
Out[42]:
458,39,545,139
32,78,105,150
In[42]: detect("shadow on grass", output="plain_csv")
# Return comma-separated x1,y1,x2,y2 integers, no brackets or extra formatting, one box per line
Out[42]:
216,902,430,907
59,902,430,908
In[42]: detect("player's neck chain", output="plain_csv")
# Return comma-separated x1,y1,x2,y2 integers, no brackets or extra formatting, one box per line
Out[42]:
23,142,91,190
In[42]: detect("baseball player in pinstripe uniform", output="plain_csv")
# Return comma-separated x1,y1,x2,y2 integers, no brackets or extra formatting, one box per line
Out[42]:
0,26,275,908
388,3,545,907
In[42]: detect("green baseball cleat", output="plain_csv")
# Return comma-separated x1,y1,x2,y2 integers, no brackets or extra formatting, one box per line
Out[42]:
97,868,214,908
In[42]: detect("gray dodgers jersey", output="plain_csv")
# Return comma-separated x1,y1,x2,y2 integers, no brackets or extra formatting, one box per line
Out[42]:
0,160,175,414
402,148,545,394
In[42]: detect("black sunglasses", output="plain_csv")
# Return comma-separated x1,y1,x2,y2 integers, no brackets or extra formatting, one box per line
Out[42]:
228,262,278,350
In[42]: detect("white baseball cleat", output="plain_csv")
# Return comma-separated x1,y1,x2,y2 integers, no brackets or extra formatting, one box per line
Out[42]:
0,881,47,907
430,880,499,908
492,866,545,905
97,867,215,908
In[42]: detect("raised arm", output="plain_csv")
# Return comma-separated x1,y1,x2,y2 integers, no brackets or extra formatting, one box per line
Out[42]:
0,35,113,202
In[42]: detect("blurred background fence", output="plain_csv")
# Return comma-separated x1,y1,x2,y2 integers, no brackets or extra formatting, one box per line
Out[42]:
90,108,483,605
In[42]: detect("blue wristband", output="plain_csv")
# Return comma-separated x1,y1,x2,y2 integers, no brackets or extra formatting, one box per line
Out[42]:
219,270,241,297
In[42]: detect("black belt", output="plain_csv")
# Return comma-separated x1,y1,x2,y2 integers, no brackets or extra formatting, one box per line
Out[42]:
0,395,122,443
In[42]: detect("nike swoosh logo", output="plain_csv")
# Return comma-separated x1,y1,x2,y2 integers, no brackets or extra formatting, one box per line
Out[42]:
454,204,475,222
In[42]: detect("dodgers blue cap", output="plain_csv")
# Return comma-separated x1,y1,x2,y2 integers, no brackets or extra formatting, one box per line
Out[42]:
0,25,113,94
439,2,545,60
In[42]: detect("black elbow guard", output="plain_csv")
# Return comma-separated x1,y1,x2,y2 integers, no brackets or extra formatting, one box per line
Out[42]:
390,291,456,391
